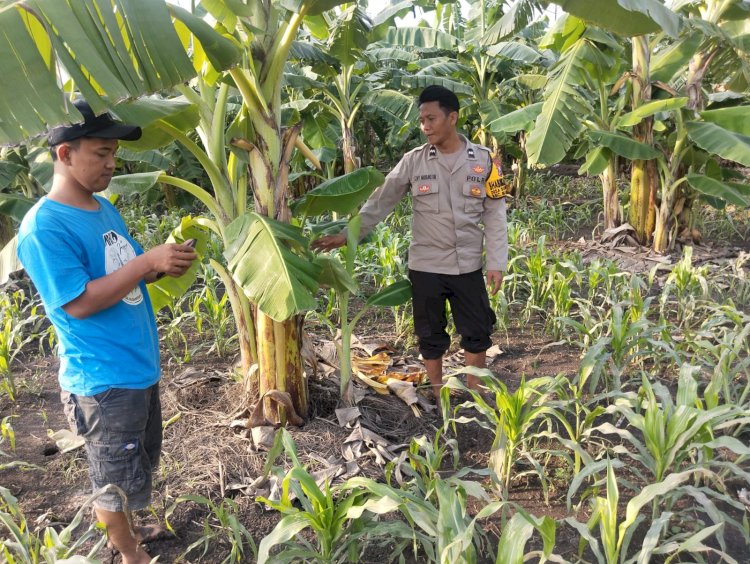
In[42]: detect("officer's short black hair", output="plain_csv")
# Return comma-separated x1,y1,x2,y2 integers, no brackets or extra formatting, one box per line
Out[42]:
418,86,460,115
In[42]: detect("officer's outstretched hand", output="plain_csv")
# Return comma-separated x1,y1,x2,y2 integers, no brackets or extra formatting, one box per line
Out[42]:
310,233,346,252
486,270,503,296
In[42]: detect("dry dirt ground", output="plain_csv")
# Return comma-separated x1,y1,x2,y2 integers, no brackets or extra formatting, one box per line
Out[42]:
1,315,587,563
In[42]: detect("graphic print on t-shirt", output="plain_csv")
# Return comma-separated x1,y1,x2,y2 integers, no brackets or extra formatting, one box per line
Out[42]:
103,230,143,305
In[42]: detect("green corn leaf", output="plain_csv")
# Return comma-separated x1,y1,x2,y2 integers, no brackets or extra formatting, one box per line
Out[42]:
257,513,310,564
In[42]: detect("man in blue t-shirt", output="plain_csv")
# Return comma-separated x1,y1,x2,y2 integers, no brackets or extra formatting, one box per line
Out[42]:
18,99,197,564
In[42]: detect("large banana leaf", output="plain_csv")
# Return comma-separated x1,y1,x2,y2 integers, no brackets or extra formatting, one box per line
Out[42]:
0,0,239,145
365,46,419,64
0,193,37,222
280,0,349,16
327,5,372,66
617,98,688,128
362,90,414,126
384,27,458,50
104,172,163,198
290,41,338,65
651,33,703,83
481,0,543,45
526,39,594,165
0,162,26,190
225,213,321,321
147,218,209,313
686,174,750,208
387,72,474,96
485,41,542,63
314,255,358,294
588,131,661,160
291,167,385,217
579,146,612,175
113,96,201,151
686,121,750,167
549,0,680,38
699,106,750,135
488,103,543,133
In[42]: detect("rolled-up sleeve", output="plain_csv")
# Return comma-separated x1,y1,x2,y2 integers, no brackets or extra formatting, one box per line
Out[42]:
482,197,508,271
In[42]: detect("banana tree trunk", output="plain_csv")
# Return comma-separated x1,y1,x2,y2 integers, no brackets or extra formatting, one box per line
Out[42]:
629,36,657,245
600,156,620,229
653,187,675,253
514,133,528,200
0,216,15,248
241,108,309,423
256,313,308,425
342,123,359,174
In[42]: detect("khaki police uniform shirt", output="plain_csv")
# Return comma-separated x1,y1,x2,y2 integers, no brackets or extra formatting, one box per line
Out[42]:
357,136,508,275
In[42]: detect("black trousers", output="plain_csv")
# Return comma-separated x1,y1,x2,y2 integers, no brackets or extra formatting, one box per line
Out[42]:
409,269,496,360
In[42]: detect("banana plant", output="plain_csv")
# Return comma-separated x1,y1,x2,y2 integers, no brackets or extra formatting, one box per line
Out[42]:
0,0,239,145
293,168,411,405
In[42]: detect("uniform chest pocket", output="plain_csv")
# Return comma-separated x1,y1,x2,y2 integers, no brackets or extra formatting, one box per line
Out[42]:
411,181,440,213
463,182,485,214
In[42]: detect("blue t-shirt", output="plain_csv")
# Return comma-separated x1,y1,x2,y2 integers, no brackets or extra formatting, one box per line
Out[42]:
18,196,160,396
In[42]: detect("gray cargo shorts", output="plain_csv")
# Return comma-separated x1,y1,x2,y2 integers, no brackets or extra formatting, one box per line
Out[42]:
61,384,161,513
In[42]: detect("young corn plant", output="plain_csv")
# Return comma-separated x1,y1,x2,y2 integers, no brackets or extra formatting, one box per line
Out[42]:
657,246,710,328
190,266,237,358
380,428,499,564
685,305,750,412
494,508,560,564
592,368,750,487
549,375,606,475
0,485,122,563
519,237,554,324
565,459,737,564
165,494,255,564
256,429,410,564
441,369,568,500
0,289,50,400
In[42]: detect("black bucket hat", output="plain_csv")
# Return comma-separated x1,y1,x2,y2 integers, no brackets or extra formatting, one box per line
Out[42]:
48,99,142,146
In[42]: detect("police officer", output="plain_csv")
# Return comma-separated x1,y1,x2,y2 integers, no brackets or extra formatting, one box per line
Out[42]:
312,85,508,400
